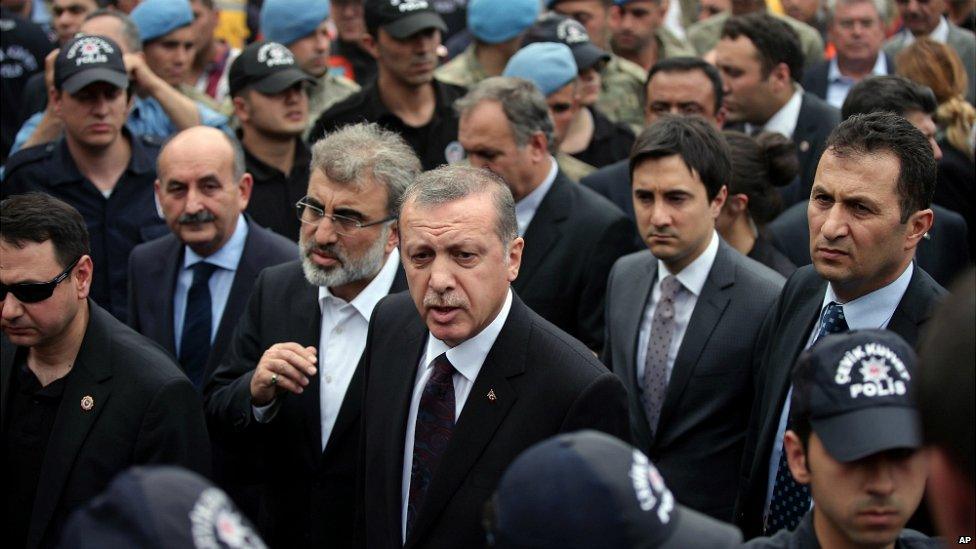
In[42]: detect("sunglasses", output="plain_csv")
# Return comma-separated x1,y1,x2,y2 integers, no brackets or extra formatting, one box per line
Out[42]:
1,257,81,304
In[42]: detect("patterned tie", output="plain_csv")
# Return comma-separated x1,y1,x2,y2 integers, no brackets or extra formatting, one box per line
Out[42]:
407,353,456,537
178,262,217,390
765,301,848,534
642,275,683,438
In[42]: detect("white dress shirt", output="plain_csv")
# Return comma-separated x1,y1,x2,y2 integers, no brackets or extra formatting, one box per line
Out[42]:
636,230,719,384
400,289,513,542
826,53,888,109
252,251,400,453
763,262,915,513
746,87,804,139
514,157,558,236
173,218,249,355
903,16,950,46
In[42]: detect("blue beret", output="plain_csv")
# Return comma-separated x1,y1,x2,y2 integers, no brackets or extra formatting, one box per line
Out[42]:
468,0,540,44
130,0,194,43
503,42,578,97
260,0,330,47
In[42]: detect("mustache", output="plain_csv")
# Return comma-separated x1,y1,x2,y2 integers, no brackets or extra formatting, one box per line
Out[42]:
178,211,215,224
423,292,468,309
304,241,347,263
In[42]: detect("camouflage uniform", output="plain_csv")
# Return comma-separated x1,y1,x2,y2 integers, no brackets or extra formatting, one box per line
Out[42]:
306,72,361,138
557,152,597,183
434,43,489,88
597,54,647,132
657,26,697,59
181,83,234,117
686,11,825,67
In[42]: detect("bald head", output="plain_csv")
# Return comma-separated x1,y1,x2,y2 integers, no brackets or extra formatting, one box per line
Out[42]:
155,127,252,256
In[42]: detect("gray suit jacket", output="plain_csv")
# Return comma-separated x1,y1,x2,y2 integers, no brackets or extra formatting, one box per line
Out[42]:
601,239,785,521
884,22,976,104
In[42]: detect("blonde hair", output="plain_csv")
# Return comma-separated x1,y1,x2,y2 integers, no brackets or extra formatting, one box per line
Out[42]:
897,38,976,158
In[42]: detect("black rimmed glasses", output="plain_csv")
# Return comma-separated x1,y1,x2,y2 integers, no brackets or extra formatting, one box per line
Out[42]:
295,197,396,236
1,256,81,303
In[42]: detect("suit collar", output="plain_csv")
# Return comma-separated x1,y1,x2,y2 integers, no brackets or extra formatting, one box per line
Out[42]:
513,172,572,289
515,157,559,235
822,262,915,331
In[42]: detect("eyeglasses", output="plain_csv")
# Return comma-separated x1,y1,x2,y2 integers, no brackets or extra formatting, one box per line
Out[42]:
1,257,81,304
295,197,395,236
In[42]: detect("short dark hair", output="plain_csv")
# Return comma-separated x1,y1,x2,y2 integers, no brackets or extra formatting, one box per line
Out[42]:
721,12,804,82
0,193,91,268
825,112,936,222
630,115,731,201
841,75,938,119
723,130,797,225
645,56,724,114
917,270,975,486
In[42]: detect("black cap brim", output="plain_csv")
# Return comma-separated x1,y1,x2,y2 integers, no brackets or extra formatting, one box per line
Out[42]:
249,68,316,95
570,43,611,71
659,505,743,549
61,68,129,94
813,407,922,463
383,12,447,40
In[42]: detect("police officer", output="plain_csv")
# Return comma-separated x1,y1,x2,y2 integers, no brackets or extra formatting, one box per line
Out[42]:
0,6,54,162
308,0,467,171
2,35,167,322
259,0,360,138
230,40,315,241
744,330,941,548
434,0,540,89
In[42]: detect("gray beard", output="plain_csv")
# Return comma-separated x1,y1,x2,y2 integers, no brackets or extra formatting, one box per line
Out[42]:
300,225,390,288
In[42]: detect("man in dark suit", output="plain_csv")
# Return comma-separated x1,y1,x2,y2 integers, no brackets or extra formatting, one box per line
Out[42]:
767,76,972,287
734,113,947,539
204,123,417,548
1,193,210,549
128,127,297,389
456,76,638,351
582,56,725,232
357,164,629,549
602,116,784,521
715,13,840,207
801,0,895,109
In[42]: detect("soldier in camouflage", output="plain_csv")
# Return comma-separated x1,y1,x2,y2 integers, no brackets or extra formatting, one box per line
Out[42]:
608,0,698,72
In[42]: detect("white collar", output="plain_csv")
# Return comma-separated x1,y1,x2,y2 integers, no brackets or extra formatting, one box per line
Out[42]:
183,215,248,272
421,289,513,383
828,52,888,82
822,262,915,329
760,86,804,139
904,16,950,45
317,248,400,319
514,156,558,235
656,229,720,297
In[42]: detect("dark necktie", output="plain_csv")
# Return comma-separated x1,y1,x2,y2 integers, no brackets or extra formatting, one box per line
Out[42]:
178,262,217,390
407,353,456,538
642,275,682,438
765,301,848,534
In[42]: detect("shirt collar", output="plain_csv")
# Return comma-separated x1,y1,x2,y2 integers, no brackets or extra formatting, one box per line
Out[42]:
49,128,153,185
240,134,309,180
822,262,915,329
317,248,400,320
422,288,513,384
657,229,719,297
363,78,455,123
514,156,558,235
183,214,249,271
827,53,888,82
761,86,804,139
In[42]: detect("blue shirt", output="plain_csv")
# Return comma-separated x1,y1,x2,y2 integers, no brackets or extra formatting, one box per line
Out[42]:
825,53,888,109
173,217,249,355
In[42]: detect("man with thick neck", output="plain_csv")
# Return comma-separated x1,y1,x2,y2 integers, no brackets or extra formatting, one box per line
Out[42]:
185,0,239,105
309,0,465,171
609,0,696,72
2,34,168,321
229,40,316,241
802,0,893,108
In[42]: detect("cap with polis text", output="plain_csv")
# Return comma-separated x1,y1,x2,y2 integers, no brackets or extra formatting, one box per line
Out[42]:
364,0,447,40
503,43,578,97
791,330,922,463
523,13,610,72
55,35,128,94
229,41,315,97
488,431,742,549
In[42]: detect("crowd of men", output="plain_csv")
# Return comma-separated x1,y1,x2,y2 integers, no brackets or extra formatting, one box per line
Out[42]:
1,0,974,547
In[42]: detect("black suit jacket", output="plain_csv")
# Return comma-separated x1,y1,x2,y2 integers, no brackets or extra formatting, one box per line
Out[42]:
515,170,639,351
1,303,211,548
126,217,297,384
800,53,896,101
733,265,946,538
766,201,971,287
357,292,630,549
602,241,785,520
580,159,646,248
203,260,407,548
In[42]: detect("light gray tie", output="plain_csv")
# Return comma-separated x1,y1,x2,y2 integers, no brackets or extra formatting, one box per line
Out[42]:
642,274,682,437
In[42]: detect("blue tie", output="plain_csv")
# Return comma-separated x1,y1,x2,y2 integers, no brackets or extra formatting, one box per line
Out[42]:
765,302,848,535
179,262,217,390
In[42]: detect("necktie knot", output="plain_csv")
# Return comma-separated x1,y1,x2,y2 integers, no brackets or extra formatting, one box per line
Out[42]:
660,274,682,300
191,261,218,284
430,354,456,384
817,301,848,340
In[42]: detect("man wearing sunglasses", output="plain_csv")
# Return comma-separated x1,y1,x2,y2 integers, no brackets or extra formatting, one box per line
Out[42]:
205,123,415,548
0,193,211,549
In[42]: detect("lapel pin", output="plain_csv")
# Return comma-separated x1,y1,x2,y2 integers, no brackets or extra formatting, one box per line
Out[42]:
799,140,810,153
81,395,94,411
487,389,497,401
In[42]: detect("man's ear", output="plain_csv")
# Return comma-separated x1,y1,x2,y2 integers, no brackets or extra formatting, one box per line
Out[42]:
385,221,399,254
904,208,934,252
507,236,524,282
361,32,379,60
232,95,250,122
785,430,811,484
73,255,94,300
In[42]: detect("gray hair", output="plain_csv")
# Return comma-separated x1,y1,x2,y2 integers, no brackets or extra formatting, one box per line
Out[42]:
84,9,143,52
157,129,246,181
310,123,421,217
455,76,556,154
825,0,887,23
399,164,518,246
